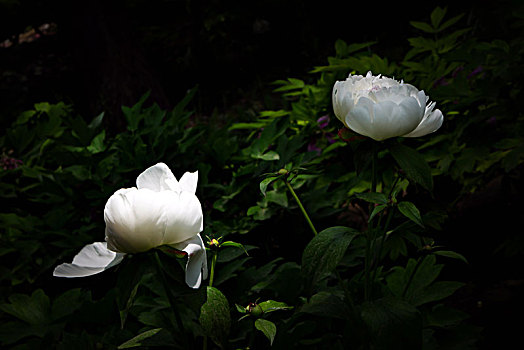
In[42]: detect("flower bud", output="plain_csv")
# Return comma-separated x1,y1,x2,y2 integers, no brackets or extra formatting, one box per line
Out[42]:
247,302,264,317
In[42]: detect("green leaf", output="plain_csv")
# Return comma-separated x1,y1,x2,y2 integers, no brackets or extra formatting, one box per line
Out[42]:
299,291,351,320
389,143,433,191
411,281,465,306
220,241,249,256
253,150,280,161
397,201,424,228
255,319,277,345
410,21,436,33
301,226,359,292
86,130,106,154
117,328,163,349
430,6,447,28
0,289,50,325
355,191,387,204
361,297,422,350
260,176,279,196
88,112,104,130
432,250,468,264
199,287,231,348
258,300,293,313
369,204,388,222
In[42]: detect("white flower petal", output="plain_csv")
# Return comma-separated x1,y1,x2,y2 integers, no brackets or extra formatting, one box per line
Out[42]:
369,100,400,141
104,188,167,253
136,163,179,192
162,191,204,244
172,234,208,289
332,72,443,140
179,171,198,194
404,107,443,138
53,242,125,278
346,97,374,137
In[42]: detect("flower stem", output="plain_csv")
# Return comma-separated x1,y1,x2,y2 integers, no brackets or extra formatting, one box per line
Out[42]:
153,251,190,347
208,251,218,288
203,250,218,350
364,142,379,300
285,179,318,236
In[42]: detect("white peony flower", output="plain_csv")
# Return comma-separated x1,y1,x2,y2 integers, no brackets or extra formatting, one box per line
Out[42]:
54,163,208,289
332,71,443,141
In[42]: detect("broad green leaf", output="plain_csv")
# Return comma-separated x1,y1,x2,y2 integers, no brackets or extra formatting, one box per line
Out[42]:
220,241,249,256
199,287,231,348
361,297,422,350
301,226,359,292
355,191,387,204
118,328,163,349
389,143,433,191
0,289,50,325
299,291,351,320
397,201,424,228
258,300,293,313
255,319,276,345
411,281,465,306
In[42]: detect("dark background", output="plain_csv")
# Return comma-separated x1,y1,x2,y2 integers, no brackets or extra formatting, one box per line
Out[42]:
1,0,488,128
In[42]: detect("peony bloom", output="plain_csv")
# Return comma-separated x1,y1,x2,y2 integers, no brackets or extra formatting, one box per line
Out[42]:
54,163,208,289
332,72,443,141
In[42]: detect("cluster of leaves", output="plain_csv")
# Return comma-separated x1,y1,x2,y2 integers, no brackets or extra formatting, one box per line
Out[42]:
1,4,523,350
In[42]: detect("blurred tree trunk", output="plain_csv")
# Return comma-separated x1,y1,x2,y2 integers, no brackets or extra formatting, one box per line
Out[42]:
58,0,170,132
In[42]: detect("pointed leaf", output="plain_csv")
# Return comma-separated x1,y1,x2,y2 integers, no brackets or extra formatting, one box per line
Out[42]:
432,250,468,264
355,192,387,204
255,319,276,346
118,328,163,349
301,226,359,292
397,201,424,228
390,143,433,191
260,176,279,196
258,300,293,313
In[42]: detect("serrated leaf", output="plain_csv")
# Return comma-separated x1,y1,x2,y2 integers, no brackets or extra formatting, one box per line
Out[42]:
255,319,276,345
397,201,424,228
301,226,359,292
118,328,163,349
390,143,433,191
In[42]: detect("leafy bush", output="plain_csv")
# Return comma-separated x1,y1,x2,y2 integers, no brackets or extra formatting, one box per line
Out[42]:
1,4,523,349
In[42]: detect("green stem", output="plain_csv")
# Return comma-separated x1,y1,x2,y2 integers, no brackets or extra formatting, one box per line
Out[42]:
402,256,423,298
285,179,318,236
153,252,189,346
208,251,218,288
364,142,379,300
203,250,218,350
